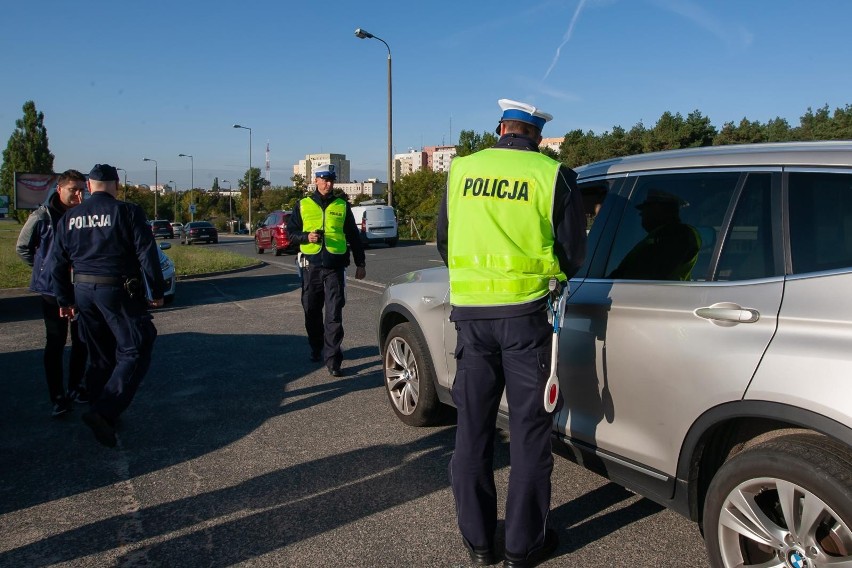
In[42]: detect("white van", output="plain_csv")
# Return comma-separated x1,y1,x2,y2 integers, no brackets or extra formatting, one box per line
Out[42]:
350,200,398,247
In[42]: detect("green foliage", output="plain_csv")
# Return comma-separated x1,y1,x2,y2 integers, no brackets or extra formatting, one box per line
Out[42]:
211,177,220,192
259,186,302,213
391,169,446,241
456,130,498,157
291,173,307,192
1,101,55,222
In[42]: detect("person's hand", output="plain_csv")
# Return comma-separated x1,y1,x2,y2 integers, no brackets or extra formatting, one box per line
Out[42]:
149,298,164,308
59,305,77,320
355,266,366,280
308,232,321,243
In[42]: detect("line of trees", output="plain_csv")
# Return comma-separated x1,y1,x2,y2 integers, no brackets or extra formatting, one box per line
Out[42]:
4,100,852,237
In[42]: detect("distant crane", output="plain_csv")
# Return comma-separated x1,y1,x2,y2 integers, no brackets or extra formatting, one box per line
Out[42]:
265,141,271,184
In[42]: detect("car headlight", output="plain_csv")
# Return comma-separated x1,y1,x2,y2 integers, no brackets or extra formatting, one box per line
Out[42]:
160,257,172,272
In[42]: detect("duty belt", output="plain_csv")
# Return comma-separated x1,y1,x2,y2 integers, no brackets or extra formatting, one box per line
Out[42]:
73,274,124,285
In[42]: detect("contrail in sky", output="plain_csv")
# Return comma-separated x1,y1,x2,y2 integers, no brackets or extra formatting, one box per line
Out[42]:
544,0,588,80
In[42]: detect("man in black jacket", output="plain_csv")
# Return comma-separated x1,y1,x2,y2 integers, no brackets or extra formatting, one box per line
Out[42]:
287,164,366,376
16,170,89,416
50,164,165,447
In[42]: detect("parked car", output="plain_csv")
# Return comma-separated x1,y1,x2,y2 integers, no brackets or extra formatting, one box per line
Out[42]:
151,219,174,239
157,242,176,304
377,141,852,568
350,200,398,247
254,210,295,256
182,221,218,245
170,222,184,237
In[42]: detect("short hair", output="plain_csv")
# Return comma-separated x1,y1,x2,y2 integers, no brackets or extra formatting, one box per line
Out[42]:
501,119,541,139
57,169,86,186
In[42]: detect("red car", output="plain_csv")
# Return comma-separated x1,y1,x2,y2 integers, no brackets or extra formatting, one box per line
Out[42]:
254,210,295,256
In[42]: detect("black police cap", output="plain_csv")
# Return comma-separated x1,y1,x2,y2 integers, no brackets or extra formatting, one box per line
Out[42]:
88,163,119,181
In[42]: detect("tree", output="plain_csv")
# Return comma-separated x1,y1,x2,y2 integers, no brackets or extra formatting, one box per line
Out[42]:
392,169,447,241
212,177,220,193
1,101,55,221
456,130,498,157
291,173,307,193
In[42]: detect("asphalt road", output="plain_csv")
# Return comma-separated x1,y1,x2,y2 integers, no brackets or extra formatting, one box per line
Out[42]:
0,236,710,567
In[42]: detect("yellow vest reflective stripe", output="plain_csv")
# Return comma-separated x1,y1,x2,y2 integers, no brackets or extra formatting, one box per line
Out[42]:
447,148,565,306
299,197,348,255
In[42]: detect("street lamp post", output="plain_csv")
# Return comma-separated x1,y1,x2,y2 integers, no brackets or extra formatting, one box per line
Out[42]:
222,179,233,232
169,180,178,222
355,27,393,207
178,153,194,221
232,124,252,231
116,167,127,200
143,158,158,219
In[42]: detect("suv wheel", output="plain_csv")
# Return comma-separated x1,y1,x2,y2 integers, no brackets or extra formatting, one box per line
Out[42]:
703,433,852,568
383,322,442,426
255,239,264,254
272,240,282,256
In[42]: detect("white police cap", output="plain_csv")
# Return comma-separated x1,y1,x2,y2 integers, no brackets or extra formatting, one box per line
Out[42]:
314,164,336,180
497,99,553,131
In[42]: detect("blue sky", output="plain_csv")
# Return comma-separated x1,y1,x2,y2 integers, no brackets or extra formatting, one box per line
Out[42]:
2,0,851,191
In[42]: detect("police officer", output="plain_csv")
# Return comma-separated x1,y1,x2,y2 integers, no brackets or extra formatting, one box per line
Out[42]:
286,164,366,376
16,169,89,417
49,163,164,448
437,99,587,567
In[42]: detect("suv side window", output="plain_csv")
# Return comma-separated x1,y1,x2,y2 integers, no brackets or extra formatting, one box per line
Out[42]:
788,171,852,274
604,172,739,281
716,173,776,280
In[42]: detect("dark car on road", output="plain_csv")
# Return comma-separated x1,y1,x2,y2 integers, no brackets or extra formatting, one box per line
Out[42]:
182,221,218,245
151,219,174,239
254,210,295,256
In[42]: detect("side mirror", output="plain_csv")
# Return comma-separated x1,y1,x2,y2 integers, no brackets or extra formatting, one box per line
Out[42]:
159,242,172,251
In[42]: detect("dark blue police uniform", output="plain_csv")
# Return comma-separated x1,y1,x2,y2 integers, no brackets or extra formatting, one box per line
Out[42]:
49,164,164,446
436,101,588,566
287,186,365,374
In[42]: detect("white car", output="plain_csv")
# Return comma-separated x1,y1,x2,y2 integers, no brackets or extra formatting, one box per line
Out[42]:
170,222,184,237
157,242,176,304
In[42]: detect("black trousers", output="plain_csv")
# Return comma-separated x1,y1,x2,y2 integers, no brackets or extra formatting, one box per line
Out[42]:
73,283,157,422
301,265,345,370
449,312,554,557
41,295,87,402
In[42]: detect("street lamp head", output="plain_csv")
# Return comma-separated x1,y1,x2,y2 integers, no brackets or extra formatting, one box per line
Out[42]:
143,158,155,162
355,28,374,39
178,153,192,158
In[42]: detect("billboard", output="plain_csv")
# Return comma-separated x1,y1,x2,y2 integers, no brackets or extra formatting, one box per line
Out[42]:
14,172,59,210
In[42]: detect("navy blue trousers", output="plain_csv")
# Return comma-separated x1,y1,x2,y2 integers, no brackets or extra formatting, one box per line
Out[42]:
449,312,554,556
301,265,345,370
41,295,87,402
73,282,157,422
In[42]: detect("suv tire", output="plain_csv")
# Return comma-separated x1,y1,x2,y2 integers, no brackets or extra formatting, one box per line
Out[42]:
255,240,264,254
702,432,852,568
272,240,282,256
383,322,442,426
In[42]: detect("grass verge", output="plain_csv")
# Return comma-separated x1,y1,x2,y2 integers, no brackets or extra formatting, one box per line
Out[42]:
0,222,260,289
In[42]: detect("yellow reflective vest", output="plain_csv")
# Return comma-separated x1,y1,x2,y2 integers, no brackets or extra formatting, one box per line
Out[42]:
299,197,348,255
447,148,565,306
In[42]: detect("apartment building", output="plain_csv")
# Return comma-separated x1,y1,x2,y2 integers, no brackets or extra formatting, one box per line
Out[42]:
293,153,351,183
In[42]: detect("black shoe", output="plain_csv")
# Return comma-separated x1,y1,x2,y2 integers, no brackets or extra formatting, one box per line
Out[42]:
310,351,322,362
463,539,497,566
68,388,89,404
81,411,117,448
328,367,342,377
51,397,72,418
504,529,558,568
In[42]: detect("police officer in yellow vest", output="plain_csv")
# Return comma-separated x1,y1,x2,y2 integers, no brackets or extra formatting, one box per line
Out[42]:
287,164,366,376
437,99,587,567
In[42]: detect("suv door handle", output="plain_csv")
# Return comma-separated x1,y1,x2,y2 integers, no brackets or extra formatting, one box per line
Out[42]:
694,302,760,323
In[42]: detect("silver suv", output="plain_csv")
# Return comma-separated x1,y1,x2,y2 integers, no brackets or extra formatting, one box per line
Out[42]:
377,141,852,567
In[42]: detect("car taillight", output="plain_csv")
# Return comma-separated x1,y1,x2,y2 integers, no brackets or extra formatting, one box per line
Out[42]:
361,219,366,233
